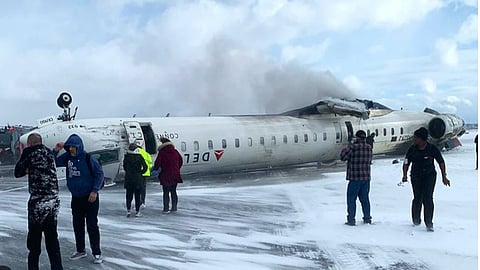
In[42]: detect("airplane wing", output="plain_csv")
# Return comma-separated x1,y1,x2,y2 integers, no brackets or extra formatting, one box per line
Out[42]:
282,98,370,119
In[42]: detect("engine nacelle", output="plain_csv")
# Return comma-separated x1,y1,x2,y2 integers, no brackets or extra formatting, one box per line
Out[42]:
428,114,465,141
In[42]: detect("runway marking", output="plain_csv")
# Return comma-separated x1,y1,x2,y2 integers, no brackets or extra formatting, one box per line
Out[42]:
0,185,28,193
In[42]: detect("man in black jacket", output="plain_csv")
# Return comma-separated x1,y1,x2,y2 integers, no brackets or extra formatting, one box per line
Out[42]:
401,127,450,232
14,133,63,270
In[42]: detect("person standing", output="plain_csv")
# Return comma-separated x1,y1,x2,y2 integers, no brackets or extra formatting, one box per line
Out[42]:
14,133,63,270
340,130,373,226
123,143,148,217
53,134,104,264
137,144,152,208
475,134,478,170
366,133,375,149
402,127,450,232
152,138,183,213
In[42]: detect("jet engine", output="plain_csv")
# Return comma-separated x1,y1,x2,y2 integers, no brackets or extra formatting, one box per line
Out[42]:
428,114,465,142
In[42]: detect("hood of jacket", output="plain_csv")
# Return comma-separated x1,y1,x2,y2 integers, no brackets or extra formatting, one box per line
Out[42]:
63,134,86,155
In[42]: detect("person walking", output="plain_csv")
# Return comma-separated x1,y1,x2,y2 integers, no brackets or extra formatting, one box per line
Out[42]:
340,130,373,226
401,127,450,232
137,144,152,208
14,133,63,270
123,143,148,217
152,138,183,213
53,134,104,264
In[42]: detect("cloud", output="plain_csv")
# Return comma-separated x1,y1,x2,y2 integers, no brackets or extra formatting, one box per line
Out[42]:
455,14,478,44
368,0,444,28
0,0,476,125
435,38,459,66
421,78,437,94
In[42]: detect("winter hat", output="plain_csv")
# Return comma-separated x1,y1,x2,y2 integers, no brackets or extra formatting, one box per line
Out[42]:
414,127,428,141
160,137,171,144
355,130,367,139
128,143,138,151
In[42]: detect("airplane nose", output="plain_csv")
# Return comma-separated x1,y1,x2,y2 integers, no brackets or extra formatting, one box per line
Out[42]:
19,133,28,145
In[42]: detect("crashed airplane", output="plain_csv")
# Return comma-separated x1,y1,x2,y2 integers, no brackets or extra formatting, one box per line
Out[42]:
20,93,465,184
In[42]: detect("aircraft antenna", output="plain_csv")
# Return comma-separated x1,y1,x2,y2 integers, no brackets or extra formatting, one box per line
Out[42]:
71,106,78,120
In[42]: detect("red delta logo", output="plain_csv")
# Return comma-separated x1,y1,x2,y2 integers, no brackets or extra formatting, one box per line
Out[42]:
214,150,224,161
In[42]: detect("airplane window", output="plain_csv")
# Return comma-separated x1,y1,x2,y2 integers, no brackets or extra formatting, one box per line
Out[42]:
222,139,227,149
89,149,119,165
383,128,387,136
391,128,395,135
294,135,299,143
208,140,213,150
323,132,327,141
194,141,199,151
181,142,187,152
248,137,252,147
375,129,379,136
272,136,276,145
400,127,404,135
367,129,370,135
235,138,240,148
313,132,317,142
260,137,264,145
335,132,340,141
283,135,287,144
304,134,308,142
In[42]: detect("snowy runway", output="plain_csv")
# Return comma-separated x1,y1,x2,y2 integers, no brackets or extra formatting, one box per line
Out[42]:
0,132,477,270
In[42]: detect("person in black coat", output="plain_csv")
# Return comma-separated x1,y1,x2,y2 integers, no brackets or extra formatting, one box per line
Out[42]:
14,133,63,270
366,133,375,149
401,127,450,232
123,143,148,217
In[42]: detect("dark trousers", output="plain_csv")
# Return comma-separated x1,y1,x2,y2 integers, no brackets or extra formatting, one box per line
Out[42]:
140,177,147,204
346,180,371,223
126,187,141,212
27,214,63,270
411,173,436,227
71,196,101,255
162,184,178,211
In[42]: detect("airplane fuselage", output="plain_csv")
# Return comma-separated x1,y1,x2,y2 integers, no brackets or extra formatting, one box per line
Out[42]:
21,107,463,183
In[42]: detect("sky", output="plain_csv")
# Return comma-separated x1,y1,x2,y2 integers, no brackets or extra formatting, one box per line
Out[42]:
0,0,477,126
0,130,476,269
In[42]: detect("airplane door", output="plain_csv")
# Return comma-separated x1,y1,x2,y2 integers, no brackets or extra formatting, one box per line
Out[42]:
345,121,354,143
123,121,145,147
333,122,342,143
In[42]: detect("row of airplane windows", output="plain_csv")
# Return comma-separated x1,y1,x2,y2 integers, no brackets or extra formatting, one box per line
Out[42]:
177,127,406,152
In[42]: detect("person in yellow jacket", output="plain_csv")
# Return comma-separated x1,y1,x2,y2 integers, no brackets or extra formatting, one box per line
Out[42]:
137,145,153,208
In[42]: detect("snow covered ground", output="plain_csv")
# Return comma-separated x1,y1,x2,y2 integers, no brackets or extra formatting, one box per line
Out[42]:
0,131,477,270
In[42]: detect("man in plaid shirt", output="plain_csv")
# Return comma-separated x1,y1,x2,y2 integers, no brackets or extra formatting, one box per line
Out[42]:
340,130,373,226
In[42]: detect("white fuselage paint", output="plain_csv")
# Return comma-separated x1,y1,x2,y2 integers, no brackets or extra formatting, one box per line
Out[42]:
20,108,443,182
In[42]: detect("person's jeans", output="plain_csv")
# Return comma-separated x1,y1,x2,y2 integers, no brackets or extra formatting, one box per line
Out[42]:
346,180,371,223
71,195,101,255
162,184,178,211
